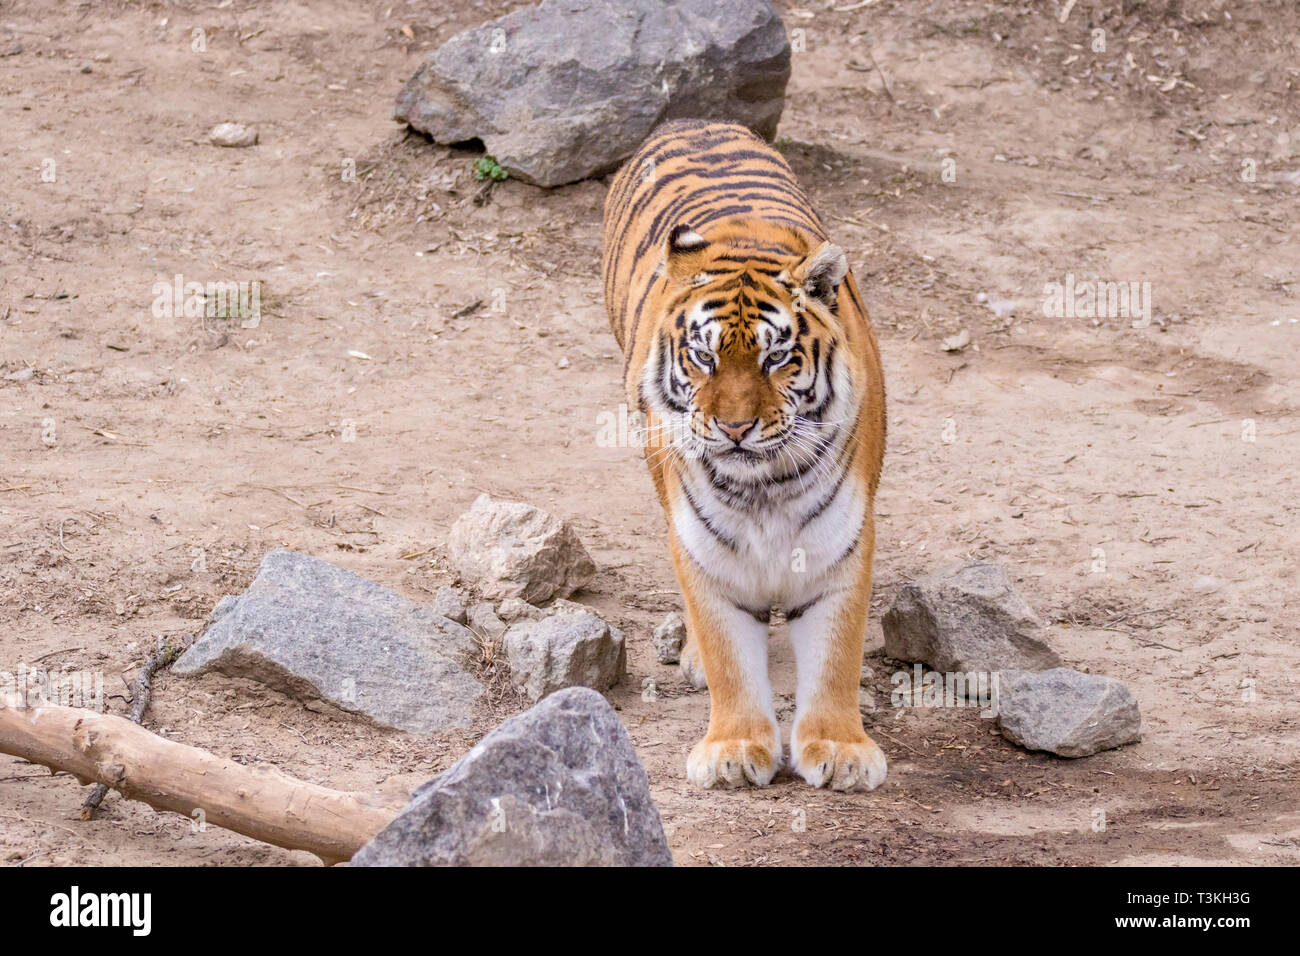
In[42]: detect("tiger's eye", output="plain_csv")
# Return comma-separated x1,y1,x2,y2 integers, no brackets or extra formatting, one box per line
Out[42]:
689,347,714,370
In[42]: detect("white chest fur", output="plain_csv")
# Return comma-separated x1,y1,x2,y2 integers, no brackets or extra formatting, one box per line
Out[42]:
670,460,865,612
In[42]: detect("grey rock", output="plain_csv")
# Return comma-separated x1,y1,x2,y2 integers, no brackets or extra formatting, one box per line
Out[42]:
447,493,595,604
393,0,791,187
352,687,671,866
883,562,1062,675
175,549,484,733
497,597,544,624
210,122,258,147
653,611,686,664
467,602,507,643
996,668,1142,757
499,596,593,625
503,611,625,703
429,585,469,625
210,594,239,623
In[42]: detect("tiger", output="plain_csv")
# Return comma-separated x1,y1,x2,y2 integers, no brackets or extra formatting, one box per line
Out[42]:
601,119,888,791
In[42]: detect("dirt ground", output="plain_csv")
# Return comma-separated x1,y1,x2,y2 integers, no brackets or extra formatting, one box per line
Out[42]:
2,0,1297,867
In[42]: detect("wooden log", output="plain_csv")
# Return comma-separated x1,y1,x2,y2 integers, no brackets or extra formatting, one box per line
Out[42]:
82,637,177,819
0,699,407,864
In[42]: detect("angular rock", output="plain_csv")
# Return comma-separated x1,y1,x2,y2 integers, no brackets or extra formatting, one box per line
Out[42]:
497,597,544,624
429,585,469,625
352,687,671,866
393,0,791,187
448,493,595,604
210,122,258,147
496,596,587,624
503,611,625,703
882,562,1062,674
996,668,1142,757
175,549,484,733
653,611,686,664
467,602,507,643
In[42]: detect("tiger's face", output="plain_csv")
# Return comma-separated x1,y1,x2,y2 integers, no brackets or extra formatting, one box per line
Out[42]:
643,225,852,476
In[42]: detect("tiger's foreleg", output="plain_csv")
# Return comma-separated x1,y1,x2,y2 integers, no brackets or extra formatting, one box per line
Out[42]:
787,520,887,791
672,547,781,788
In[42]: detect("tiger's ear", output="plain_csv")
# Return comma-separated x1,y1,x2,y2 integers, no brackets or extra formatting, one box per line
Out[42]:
789,241,848,309
662,224,709,285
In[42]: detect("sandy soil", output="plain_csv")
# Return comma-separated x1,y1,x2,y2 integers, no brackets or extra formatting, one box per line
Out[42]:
1,0,1297,867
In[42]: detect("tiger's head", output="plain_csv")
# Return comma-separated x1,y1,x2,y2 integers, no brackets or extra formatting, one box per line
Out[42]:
642,222,854,477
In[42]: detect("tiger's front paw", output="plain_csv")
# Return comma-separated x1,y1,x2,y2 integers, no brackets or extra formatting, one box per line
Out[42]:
792,735,887,791
687,734,780,788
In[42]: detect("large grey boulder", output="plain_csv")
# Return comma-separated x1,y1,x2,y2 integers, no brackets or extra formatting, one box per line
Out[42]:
448,494,595,604
882,562,1062,674
352,687,672,866
503,611,625,702
393,0,791,187
175,549,484,733
996,668,1142,757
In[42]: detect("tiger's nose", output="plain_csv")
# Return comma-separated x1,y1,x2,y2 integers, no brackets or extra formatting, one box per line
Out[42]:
717,419,757,443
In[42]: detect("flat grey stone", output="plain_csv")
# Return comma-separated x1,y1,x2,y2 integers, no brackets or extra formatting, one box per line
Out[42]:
393,0,790,187
175,549,484,733
883,562,1062,675
352,687,672,866
503,611,625,703
996,668,1142,757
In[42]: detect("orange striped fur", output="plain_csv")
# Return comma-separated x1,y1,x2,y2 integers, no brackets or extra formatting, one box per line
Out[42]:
602,120,888,790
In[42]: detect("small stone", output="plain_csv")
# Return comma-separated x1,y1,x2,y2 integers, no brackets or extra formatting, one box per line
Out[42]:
3,367,34,382
499,596,590,625
497,597,545,624
429,585,468,625
653,611,686,664
996,668,1142,758
503,611,625,702
883,562,1062,675
210,122,259,148
467,602,507,643
448,493,595,604
78,62,93,73
352,687,672,866
941,329,971,352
